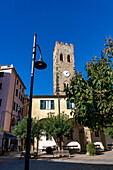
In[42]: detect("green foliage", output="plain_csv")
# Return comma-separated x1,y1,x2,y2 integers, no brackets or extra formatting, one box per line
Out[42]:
104,126,113,139
65,37,113,130
12,117,43,140
12,117,27,139
44,112,73,149
31,117,43,140
86,143,96,155
0,127,3,139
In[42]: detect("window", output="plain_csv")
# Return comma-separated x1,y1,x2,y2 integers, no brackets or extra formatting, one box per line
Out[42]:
20,84,21,90
64,82,69,89
13,102,16,111
67,99,75,109
13,102,19,112
60,54,63,61
64,83,66,89
67,55,70,62
21,95,23,103
19,92,23,102
0,83,2,89
16,89,18,97
16,103,18,112
0,99,2,106
17,80,19,85
40,100,54,109
95,130,99,137
0,72,4,77
56,67,58,71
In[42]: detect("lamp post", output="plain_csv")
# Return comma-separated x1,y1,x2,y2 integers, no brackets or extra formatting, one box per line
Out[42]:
25,33,47,170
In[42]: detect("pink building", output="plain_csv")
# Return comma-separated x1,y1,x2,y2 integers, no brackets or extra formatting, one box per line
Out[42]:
0,65,26,150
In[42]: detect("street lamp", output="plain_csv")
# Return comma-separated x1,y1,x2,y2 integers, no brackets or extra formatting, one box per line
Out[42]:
25,33,47,170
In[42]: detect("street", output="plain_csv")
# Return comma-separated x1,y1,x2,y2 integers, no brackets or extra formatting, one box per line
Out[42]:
0,158,113,170
0,150,113,170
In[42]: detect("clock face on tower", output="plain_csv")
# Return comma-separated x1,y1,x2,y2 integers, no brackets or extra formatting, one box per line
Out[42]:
63,70,70,77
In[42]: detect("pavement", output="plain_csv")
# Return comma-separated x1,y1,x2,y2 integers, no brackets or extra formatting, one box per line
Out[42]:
0,150,113,170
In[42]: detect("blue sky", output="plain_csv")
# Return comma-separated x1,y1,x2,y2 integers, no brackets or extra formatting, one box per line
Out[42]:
0,0,113,95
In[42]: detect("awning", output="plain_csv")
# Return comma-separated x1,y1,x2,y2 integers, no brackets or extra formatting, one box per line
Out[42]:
3,131,18,140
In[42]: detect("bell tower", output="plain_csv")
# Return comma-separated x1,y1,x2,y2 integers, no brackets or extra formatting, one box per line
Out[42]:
53,41,75,95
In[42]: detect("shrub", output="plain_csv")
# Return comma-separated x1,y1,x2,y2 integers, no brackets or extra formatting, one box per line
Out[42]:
86,143,96,155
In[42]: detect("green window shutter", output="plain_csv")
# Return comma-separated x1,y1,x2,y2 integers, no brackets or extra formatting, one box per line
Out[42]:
67,99,70,109
51,100,54,109
40,100,43,109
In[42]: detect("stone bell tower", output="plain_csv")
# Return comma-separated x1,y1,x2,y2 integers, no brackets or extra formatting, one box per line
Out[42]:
53,41,75,95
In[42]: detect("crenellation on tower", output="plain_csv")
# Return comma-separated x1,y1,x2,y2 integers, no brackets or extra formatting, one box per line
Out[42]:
60,42,64,45
55,41,74,47
65,43,68,46
55,41,59,45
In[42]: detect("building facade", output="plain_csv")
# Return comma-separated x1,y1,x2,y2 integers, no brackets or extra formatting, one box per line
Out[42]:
32,95,112,151
0,65,26,149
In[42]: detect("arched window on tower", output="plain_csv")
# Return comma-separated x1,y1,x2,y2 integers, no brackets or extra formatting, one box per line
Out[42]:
67,55,70,62
64,83,66,89
60,53,63,61
64,82,69,89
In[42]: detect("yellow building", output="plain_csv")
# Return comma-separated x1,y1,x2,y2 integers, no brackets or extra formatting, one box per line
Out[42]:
32,94,112,151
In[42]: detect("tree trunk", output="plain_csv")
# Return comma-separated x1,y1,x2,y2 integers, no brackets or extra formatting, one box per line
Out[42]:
37,139,39,158
22,139,24,151
60,137,62,150
57,137,63,151
33,138,34,151
100,130,106,150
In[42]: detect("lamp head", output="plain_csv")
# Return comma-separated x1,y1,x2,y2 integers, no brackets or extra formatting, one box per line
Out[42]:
34,58,47,70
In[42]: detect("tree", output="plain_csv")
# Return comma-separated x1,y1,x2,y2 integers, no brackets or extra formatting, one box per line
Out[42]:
0,126,3,137
65,37,113,130
12,117,43,152
44,112,73,150
31,118,43,153
12,117,27,139
104,126,113,139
